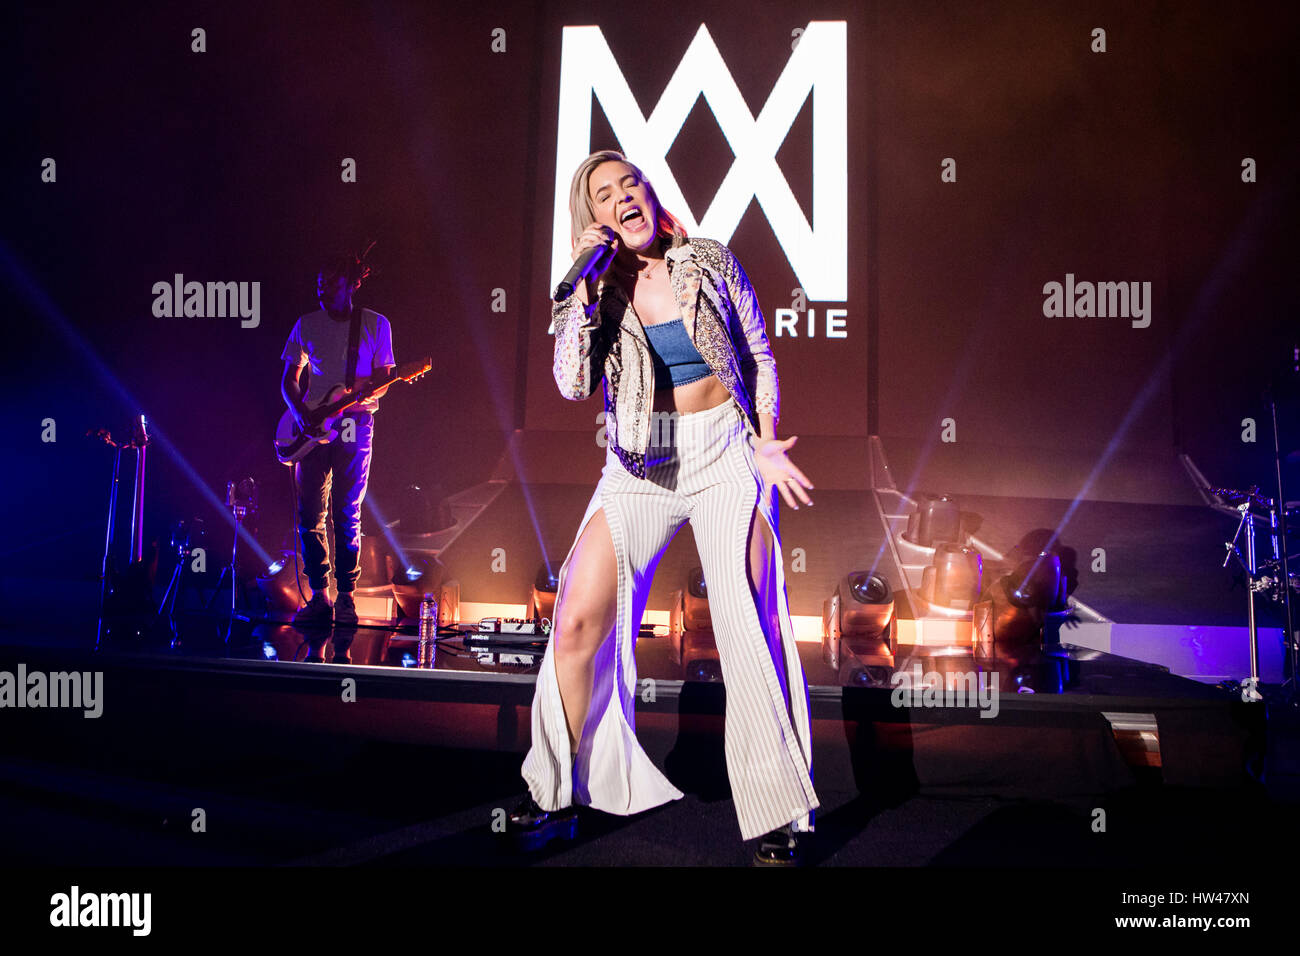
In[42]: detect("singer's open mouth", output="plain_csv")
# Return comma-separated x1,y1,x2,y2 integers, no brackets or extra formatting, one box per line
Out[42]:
619,206,645,227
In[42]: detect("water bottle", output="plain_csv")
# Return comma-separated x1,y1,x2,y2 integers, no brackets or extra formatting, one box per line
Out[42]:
418,593,439,667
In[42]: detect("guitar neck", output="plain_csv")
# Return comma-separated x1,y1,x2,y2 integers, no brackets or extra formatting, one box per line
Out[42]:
317,375,391,417
297,360,430,422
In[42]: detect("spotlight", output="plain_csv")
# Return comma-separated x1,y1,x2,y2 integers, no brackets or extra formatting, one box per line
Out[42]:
398,484,434,534
390,553,447,620
823,571,895,670
682,567,711,630
532,561,560,622
836,571,894,636
256,550,311,615
1008,552,1065,610
980,552,1068,651
397,483,454,534
848,571,890,605
687,567,707,599
686,659,722,682
846,665,895,687
535,564,559,592
918,544,984,612
903,494,961,548
669,568,717,671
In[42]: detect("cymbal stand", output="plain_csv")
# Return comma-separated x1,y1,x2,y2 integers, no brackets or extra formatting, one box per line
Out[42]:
1268,390,1298,701
1223,496,1264,702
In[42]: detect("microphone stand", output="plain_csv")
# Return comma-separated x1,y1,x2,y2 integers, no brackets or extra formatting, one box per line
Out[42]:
95,442,124,651
90,422,148,649
208,480,256,645
1267,385,1298,702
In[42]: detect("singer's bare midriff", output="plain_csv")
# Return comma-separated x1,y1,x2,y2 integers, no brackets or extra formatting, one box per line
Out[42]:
598,254,732,415
652,374,731,414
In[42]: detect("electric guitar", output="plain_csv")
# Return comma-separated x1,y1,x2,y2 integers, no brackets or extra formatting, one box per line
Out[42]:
274,358,432,464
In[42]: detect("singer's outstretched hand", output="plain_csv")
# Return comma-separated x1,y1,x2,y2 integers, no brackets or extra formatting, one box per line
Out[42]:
752,436,815,510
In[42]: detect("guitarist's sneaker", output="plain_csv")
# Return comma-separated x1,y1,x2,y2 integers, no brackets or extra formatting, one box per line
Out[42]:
292,592,333,627
333,592,359,626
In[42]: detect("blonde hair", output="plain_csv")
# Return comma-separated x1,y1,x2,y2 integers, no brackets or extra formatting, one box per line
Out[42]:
567,150,688,250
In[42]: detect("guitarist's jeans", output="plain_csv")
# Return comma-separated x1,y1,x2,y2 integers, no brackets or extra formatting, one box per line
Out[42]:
294,412,374,594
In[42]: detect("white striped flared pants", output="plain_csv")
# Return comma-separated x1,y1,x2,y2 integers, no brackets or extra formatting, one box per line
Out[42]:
522,397,819,840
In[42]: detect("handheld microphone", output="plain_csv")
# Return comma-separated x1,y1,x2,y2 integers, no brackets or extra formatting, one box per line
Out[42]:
553,240,615,302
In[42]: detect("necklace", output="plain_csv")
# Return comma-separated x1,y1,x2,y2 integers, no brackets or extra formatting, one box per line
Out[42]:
637,258,663,279
614,255,665,283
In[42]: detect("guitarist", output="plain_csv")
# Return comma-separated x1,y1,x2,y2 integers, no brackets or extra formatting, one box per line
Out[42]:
280,251,395,626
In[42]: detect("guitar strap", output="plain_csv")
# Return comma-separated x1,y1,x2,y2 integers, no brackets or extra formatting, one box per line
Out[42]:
344,305,363,391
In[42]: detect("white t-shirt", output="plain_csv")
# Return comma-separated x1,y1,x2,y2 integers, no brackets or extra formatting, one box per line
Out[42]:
282,307,396,413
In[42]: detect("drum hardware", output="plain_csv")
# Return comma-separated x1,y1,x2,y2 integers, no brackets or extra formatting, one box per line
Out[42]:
1205,352,1297,699
1218,479,1298,701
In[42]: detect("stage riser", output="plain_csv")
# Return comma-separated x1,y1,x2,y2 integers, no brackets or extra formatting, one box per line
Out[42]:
0,648,1257,799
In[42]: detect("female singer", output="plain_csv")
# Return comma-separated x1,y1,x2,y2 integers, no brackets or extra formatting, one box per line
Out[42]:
509,150,818,865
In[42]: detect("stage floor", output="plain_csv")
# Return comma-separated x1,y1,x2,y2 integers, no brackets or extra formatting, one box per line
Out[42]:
0,615,1293,868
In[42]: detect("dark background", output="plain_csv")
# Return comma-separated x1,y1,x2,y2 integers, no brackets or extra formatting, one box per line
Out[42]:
3,0,1296,592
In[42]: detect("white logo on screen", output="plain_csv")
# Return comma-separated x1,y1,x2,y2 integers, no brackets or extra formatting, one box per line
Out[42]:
550,21,847,315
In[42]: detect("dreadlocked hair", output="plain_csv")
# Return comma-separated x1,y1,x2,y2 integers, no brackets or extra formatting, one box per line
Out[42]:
318,239,377,288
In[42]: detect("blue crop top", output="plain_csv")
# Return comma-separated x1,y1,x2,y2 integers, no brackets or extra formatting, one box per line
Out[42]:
642,318,712,387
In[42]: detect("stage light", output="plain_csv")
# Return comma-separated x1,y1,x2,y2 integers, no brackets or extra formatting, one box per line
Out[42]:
256,550,311,616
535,566,559,591
903,494,962,548
835,571,895,635
532,561,560,623
680,567,713,632
977,551,1070,655
917,544,984,613
688,567,707,599
848,571,889,604
394,554,440,588
669,568,719,673
823,571,896,670
1009,552,1066,610
686,659,722,682
397,483,450,534
390,553,446,620
846,665,894,687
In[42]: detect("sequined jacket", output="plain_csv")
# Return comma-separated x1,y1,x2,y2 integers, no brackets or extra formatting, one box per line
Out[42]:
551,237,779,479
